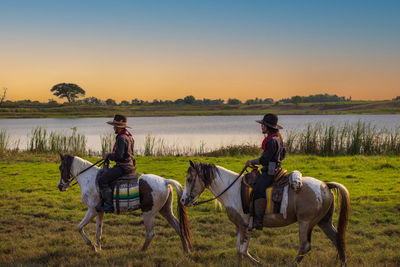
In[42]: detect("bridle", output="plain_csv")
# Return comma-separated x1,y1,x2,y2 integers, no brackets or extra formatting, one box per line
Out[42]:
189,165,249,206
61,159,105,187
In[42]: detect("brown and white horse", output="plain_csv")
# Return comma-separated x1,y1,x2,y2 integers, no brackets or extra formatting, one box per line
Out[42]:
57,154,193,253
180,161,349,266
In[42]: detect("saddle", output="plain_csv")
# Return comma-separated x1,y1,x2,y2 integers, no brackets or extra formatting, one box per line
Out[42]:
241,168,296,215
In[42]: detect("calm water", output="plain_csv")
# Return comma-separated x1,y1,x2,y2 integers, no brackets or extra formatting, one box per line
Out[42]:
0,115,399,153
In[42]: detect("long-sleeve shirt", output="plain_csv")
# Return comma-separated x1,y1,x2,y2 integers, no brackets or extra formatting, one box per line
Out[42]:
108,130,135,166
259,134,286,168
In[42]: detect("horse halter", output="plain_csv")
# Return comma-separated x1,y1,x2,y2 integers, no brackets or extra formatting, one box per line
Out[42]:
60,158,105,188
186,168,202,205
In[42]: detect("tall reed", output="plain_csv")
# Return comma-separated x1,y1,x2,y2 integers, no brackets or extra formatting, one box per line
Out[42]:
287,121,400,156
0,129,10,151
28,127,48,152
100,133,114,156
27,126,87,155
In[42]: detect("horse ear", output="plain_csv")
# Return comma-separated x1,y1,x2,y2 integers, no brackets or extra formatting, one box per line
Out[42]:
189,160,195,168
59,152,64,160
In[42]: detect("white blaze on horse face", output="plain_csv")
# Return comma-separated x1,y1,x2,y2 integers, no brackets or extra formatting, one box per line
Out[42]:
303,176,323,209
181,181,188,204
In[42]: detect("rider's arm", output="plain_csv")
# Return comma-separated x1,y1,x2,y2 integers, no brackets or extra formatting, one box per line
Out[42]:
259,138,278,166
107,136,127,162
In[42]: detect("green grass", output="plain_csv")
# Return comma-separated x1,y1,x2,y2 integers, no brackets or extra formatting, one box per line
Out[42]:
1,154,399,266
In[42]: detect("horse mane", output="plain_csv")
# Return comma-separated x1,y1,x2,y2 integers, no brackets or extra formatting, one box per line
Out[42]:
61,154,97,177
191,162,219,187
60,154,74,180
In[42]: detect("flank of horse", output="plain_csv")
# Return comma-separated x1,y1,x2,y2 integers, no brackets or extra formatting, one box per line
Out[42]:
180,161,349,266
57,154,193,253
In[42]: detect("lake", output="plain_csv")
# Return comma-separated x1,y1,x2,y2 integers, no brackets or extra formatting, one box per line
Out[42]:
0,114,399,154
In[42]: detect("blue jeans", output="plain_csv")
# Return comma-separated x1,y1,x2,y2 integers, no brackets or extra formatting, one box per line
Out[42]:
98,165,125,189
253,171,274,200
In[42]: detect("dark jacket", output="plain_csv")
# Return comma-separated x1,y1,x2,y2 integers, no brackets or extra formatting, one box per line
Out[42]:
259,134,286,170
107,130,135,171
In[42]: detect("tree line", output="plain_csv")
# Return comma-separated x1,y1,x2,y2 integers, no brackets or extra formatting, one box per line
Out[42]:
45,83,351,105
1,83,398,107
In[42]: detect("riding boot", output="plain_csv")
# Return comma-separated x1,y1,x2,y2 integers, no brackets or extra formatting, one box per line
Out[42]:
96,187,114,213
252,198,266,230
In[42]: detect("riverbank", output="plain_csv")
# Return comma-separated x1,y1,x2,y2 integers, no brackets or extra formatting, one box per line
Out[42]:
1,100,399,118
0,154,399,266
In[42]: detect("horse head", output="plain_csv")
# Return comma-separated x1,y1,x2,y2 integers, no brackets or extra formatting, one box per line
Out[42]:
180,160,217,207
57,153,75,191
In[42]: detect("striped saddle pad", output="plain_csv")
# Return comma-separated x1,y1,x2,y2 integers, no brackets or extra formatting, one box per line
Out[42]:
113,174,141,214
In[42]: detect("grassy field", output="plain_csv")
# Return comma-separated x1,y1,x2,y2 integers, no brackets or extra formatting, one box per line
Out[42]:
0,153,399,266
0,100,399,118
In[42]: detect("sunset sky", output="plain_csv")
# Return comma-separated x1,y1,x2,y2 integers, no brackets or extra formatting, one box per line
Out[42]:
1,0,399,102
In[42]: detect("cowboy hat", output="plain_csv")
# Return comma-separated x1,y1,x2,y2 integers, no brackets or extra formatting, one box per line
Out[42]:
106,114,131,128
256,113,283,129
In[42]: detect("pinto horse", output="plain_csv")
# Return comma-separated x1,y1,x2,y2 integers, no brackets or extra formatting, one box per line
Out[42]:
57,154,193,253
180,161,349,266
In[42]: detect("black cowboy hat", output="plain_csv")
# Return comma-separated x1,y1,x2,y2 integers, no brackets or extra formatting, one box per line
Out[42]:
106,114,131,128
256,113,283,129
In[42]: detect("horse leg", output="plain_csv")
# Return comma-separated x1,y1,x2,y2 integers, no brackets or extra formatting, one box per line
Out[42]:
95,211,104,251
318,219,337,247
318,220,347,266
293,221,313,266
141,212,156,251
159,190,189,252
235,226,243,266
78,208,98,252
236,225,260,266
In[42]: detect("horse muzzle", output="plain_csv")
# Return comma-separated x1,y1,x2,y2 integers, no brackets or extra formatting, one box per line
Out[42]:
181,195,195,207
57,178,69,191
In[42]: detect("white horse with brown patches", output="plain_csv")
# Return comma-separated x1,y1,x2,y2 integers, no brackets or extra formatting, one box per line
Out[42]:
57,154,193,253
180,161,350,266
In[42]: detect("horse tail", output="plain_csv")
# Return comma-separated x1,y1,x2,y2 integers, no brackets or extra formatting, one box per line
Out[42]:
165,179,194,251
327,182,350,261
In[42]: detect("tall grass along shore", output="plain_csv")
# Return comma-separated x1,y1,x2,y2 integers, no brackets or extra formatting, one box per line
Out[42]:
1,121,399,156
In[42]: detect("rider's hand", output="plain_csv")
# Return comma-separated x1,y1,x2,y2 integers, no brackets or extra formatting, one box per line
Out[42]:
246,160,252,167
103,153,109,160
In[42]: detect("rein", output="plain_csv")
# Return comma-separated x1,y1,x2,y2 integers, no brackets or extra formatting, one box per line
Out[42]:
193,165,248,206
68,159,105,186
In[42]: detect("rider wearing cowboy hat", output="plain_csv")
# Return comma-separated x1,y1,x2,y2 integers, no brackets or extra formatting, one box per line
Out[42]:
96,114,136,213
246,113,286,230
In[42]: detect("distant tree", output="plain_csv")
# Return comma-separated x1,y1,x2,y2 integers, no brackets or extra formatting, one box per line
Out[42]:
263,98,274,104
120,100,130,106
50,83,85,103
0,88,7,106
151,99,160,105
227,98,242,105
47,99,58,105
174,98,185,104
86,97,103,105
245,99,255,105
291,95,303,107
393,96,400,101
105,98,117,105
183,95,196,104
131,98,144,105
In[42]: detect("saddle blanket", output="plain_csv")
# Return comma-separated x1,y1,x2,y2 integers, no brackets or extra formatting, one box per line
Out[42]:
113,178,140,213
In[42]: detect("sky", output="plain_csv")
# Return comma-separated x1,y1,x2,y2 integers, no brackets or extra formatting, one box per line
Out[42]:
0,0,399,102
